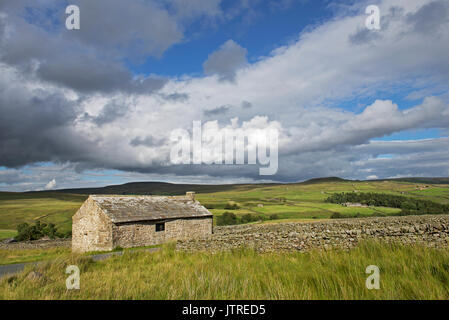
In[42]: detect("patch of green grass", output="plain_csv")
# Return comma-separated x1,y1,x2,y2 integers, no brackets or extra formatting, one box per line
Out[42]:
0,193,86,234
84,244,162,256
0,244,163,265
1,241,448,299
0,247,71,265
0,181,447,234
0,230,17,240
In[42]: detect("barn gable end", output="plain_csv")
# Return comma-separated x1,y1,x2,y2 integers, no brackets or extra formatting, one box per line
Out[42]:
72,196,114,253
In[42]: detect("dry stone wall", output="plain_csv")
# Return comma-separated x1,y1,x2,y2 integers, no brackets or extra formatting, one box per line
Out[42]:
177,214,449,252
0,238,70,250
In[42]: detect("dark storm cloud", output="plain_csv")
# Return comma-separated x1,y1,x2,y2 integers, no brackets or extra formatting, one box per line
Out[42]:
348,27,381,45
348,6,405,45
0,1,172,94
1,0,449,189
241,101,252,109
130,136,168,148
68,0,183,59
0,170,27,185
159,92,190,102
92,101,129,126
203,40,248,81
0,21,168,94
0,77,95,167
36,56,167,94
203,105,231,116
406,0,449,34
351,139,449,179
0,0,183,60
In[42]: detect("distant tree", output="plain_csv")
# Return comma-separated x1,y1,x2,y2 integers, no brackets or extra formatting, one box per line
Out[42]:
401,201,415,210
331,212,343,219
216,212,238,226
15,221,63,241
224,202,239,210
240,214,254,223
325,192,448,216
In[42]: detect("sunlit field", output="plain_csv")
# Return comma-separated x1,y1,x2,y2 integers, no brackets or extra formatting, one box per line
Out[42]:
1,180,448,234
1,241,448,300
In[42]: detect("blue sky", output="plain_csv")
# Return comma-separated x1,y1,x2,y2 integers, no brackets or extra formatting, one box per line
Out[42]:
131,0,338,77
1,0,449,191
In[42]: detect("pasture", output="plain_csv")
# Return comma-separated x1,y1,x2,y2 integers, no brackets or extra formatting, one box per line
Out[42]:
1,241,448,299
1,180,448,235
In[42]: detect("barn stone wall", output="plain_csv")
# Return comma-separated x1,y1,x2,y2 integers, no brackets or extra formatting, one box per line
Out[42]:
112,217,213,249
72,198,114,253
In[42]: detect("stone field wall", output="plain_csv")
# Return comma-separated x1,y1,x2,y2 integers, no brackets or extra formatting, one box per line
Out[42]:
177,214,449,252
0,238,71,250
3,214,448,253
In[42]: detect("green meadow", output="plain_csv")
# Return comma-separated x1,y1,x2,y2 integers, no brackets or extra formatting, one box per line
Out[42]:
0,193,87,236
1,180,449,299
196,180,449,223
1,241,448,299
0,230,17,241
1,180,449,235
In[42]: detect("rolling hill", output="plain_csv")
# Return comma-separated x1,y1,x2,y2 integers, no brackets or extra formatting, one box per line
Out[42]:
1,177,448,237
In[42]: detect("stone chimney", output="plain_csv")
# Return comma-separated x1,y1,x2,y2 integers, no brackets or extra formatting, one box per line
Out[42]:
186,191,195,201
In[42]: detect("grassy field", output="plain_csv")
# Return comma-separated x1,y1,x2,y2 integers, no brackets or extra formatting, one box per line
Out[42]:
0,247,71,265
197,180,449,223
0,230,17,240
1,180,449,234
0,245,162,265
1,180,448,300
1,241,448,299
0,193,87,235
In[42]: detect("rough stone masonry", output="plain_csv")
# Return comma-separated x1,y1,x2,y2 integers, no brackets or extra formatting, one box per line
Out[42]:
72,193,213,253
176,214,449,252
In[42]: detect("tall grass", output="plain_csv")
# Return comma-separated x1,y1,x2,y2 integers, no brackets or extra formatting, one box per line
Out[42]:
0,247,71,265
0,229,17,240
1,241,448,299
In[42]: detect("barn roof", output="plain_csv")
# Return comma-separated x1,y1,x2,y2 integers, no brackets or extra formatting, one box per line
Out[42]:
89,194,212,223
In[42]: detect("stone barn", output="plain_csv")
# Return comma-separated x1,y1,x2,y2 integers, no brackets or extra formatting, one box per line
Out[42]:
72,192,213,253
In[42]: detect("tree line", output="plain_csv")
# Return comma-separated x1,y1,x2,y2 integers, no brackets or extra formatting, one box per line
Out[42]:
325,192,449,215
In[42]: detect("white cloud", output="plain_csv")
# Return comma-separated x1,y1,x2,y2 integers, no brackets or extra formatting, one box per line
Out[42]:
44,179,56,190
1,0,449,189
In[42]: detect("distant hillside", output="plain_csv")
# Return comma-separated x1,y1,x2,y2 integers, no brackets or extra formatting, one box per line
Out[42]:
382,177,449,185
302,176,449,185
24,176,449,196
30,181,280,196
302,177,351,184
2,176,448,235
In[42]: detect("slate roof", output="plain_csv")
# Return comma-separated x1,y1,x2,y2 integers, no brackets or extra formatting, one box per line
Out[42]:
90,195,212,223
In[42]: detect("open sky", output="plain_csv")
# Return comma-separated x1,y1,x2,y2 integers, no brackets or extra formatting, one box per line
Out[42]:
1,0,449,191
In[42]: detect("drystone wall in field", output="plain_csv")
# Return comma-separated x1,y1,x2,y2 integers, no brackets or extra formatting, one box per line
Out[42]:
176,214,449,252
0,238,71,250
